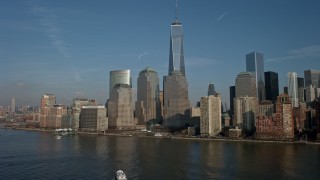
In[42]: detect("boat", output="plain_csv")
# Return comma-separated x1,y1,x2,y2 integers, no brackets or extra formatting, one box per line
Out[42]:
55,135,62,139
115,170,127,180
54,128,75,136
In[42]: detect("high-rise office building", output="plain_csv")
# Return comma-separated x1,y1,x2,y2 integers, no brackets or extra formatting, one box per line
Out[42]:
264,71,279,103
163,3,190,128
72,98,96,130
169,16,185,76
200,94,222,137
284,87,288,95
297,77,305,88
109,70,131,98
229,86,235,117
298,87,305,103
246,52,265,101
11,97,15,113
304,70,320,88
288,72,299,107
108,84,134,128
234,96,258,134
208,82,216,96
235,72,256,98
135,67,160,125
163,71,190,128
305,85,319,103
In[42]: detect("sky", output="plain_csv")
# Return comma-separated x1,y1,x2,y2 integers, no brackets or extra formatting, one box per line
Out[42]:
0,0,320,108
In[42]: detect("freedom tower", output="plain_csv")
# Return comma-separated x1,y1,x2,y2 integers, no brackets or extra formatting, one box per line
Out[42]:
163,0,190,129
168,14,185,76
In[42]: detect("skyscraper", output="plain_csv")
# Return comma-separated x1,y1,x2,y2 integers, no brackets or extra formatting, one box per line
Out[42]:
304,70,320,88
297,77,305,88
163,71,190,128
229,86,235,116
284,87,288,95
163,2,190,128
235,72,256,98
234,96,258,134
207,82,216,96
109,70,131,98
246,52,265,101
169,6,185,76
135,67,160,125
108,84,134,128
288,72,299,107
11,97,15,113
264,71,279,103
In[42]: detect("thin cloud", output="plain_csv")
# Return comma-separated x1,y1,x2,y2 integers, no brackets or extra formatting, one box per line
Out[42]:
216,11,229,22
32,5,82,82
137,51,149,61
32,6,71,58
266,45,320,62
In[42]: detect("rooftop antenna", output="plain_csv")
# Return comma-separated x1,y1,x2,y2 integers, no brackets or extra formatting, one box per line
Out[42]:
175,0,178,21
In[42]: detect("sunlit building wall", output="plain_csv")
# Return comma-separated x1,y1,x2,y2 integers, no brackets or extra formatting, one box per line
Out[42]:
135,67,160,125
200,94,222,137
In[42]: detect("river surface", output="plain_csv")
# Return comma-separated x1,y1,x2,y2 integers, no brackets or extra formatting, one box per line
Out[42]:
0,128,319,180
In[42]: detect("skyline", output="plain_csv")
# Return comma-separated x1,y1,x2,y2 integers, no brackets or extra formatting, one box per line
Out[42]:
1,0,320,107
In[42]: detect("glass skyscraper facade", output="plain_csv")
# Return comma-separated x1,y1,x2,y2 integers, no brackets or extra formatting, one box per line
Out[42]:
246,52,265,101
288,72,299,107
169,21,185,76
304,70,320,88
109,70,131,98
207,82,216,96
264,71,279,103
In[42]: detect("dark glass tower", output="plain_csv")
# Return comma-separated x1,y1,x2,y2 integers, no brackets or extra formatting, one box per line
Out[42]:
304,70,320,88
246,52,265,101
229,86,235,118
264,71,279,103
208,82,216,96
297,77,305,88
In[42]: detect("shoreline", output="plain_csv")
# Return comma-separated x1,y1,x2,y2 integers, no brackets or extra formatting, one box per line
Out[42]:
2,127,320,145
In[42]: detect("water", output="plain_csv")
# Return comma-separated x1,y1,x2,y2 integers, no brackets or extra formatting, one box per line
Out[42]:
0,128,319,180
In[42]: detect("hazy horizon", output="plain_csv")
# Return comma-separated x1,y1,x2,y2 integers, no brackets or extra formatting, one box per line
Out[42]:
1,0,320,107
